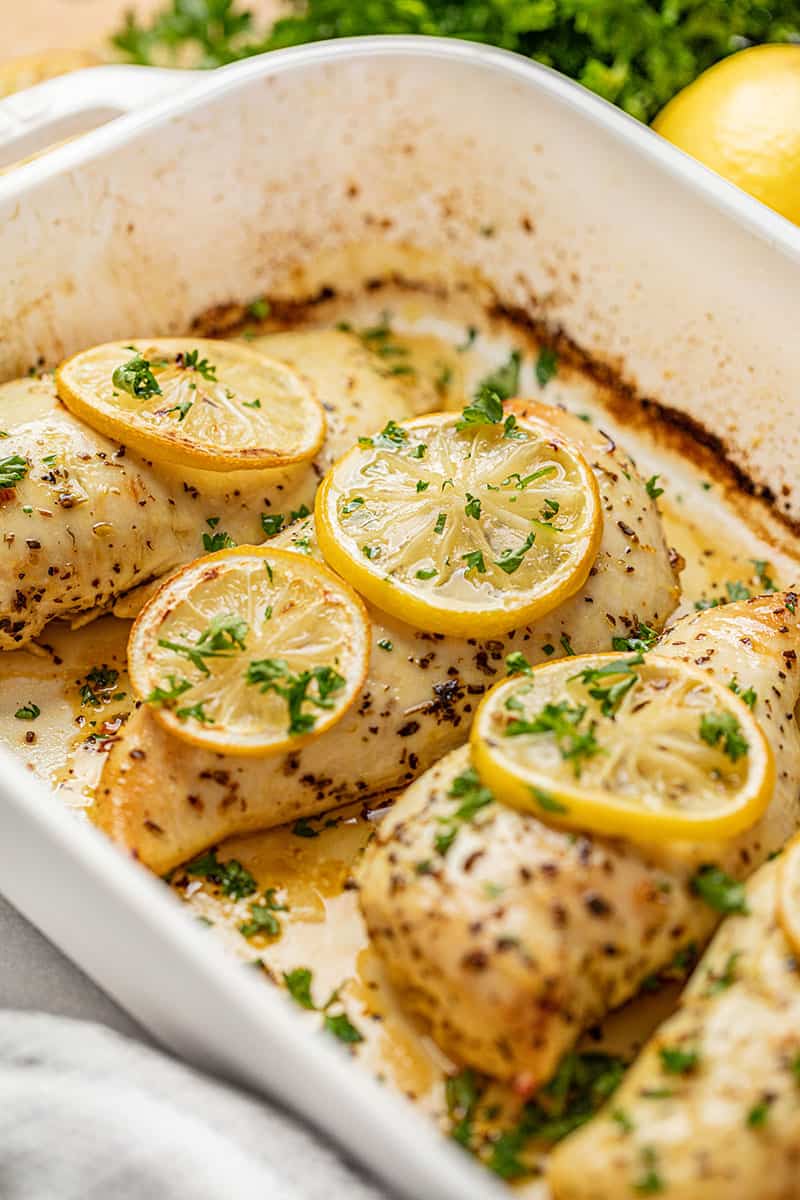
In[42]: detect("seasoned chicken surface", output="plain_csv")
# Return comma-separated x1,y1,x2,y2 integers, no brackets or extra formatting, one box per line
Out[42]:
94,408,679,874
358,593,800,1085
0,331,421,648
548,855,800,1200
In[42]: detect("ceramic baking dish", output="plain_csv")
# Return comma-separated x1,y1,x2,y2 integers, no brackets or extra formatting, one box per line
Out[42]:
0,37,799,1200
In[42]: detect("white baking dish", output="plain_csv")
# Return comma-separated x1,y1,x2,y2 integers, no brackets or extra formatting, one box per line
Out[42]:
0,37,799,1199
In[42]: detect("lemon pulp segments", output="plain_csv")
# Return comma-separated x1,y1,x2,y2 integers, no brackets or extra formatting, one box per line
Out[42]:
315,411,601,637
128,546,370,755
472,652,773,841
56,339,325,471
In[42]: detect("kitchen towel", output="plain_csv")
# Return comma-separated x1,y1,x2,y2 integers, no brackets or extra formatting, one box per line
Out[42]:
0,1007,386,1200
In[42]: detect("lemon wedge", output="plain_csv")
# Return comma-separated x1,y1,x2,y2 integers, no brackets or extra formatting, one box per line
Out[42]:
128,546,370,755
315,408,601,637
777,835,800,955
471,652,773,842
56,339,325,471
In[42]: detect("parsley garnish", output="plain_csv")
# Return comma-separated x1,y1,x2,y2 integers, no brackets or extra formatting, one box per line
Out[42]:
434,512,447,535
751,558,778,593
560,633,575,656
645,474,664,500
728,676,757,709
505,651,532,676
377,638,393,651
503,465,557,489
261,512,284,537
434,768,494,855
0,454,29,488
324,1012,364,1043
704,950,741,995
246,659,345,735
446,1068,480,1147
456,387,504,429
531,786,569,814
361,419,408,449
239,890,287,939
202,529,236,552
342,497,364,515
464,493,482,519
699,710,749,760
634,1147,665,1194
283,967,315,1009
291,817,319,839
176,700,213,723
166,396,193,421
462,550,486,574
494,530,536,574
612,622,658,653
659,1045,699,1075
691,864,749,915
181,348,217,380
416,567,437,580
571,653,642,716
184,847,257,899
112,353,162,399
146,674,192,708
535,347,558,387
747,1096,773,1128
505,700,602,777
80,665,120,707
158,613,248,675
14,702,40,720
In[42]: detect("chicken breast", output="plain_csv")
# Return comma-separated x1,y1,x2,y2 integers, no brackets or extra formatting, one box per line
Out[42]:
0,331,422,648
94,408,679,874
358,592,800,1085
548,854,800,1200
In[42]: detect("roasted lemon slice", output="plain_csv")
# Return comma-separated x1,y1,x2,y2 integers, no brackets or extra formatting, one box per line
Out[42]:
777,835,800,955
472,652,773,841
315,409,601,637
128,546,369,755
56,339,325,471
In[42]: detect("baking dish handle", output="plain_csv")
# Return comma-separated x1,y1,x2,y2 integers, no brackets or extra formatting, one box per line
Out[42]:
0,65,200,170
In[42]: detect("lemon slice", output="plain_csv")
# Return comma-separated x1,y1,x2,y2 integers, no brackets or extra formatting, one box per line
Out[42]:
56,339,325,471
777,835,800,955
471,652,773,842
128,546,370,755
315,410,601,637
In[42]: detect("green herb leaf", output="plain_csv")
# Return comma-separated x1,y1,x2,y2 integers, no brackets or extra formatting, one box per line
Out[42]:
283,967,315,1010
494,530,536,574
14,702,40,720
246,658,345,735
0,454,29,488
112,353,162,399
184,847,257,899
691,864,749,915
324,1012,364,1043
699,710,749,761
645,474,664,500
535,347,558,387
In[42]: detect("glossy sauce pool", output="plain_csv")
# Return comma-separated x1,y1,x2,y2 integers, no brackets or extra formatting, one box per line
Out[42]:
1,284,798,1192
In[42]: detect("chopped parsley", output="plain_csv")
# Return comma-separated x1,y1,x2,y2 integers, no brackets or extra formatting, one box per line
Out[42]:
659,1045,700,1075
560,633,575,656
645,474,664,500
462,550,486,574
175,699,212,724
704,950,741,996
570,653,642,716
260,512,285,537
728,676,757,709
239,890,287,940
342,497,364,515
291,817,319,839
505,651,532,676
494,530,536,574
146,674,192,708
699,710,749,761
531,786,569,814
446,1068,480,1147
324,1012,364,1043
456,387,504,429
181,348,217,380
377,638,393,651
751,558,778,593
79,665,121,707
416,567,437,580
474,350,521,402
159,613,248,676
14,702,40,720
166,396,193,421
747,1096,773,1128
612,622,658,653
360,418,408,449
434,512,447,535
726,579,752,602
691,864,749,915
202,529,236,552
415,480,429,492
283,966,315,1009
246,658,345,735
184,847,257,899
505,700,601,777
503,465,557,489
112,353,162,399
0,454,29,488
464,493,482,520
434,767,494,856
535,346,558,387
247,297,270,320
634,1147,665,1194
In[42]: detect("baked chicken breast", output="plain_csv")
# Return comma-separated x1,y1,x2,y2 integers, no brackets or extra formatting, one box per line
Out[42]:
548,851,800,1199
0,331,420,648
94,407,679,874
357,592,800,1086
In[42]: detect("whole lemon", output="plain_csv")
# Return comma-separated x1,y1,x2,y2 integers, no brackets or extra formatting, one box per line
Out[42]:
653,44,800,225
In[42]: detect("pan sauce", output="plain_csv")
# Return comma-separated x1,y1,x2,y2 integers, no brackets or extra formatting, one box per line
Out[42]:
1,279,798,1191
